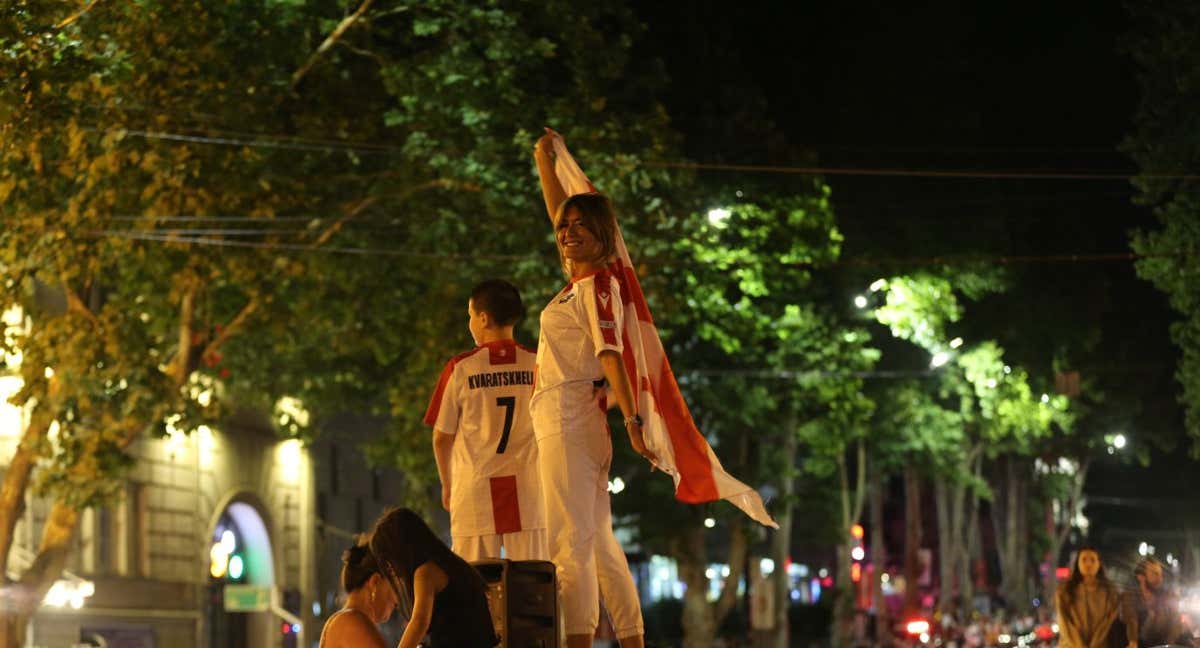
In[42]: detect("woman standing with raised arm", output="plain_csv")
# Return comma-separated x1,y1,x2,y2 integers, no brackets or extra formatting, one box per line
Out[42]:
531,128,656,648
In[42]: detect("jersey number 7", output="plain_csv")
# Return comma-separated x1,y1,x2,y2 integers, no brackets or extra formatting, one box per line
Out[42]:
495,396,516,454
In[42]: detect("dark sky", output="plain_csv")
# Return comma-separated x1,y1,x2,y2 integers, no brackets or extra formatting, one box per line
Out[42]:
635,1,1196,552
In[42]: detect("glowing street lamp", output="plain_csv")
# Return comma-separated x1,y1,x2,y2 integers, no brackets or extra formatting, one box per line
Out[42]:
707,208,731,228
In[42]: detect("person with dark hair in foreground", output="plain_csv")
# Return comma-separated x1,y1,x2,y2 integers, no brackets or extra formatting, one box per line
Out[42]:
1055,545,1137,648
368,507,497,648
318,539,398,648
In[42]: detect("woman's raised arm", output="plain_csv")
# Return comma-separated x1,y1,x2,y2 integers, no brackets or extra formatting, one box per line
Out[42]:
533,127,568,223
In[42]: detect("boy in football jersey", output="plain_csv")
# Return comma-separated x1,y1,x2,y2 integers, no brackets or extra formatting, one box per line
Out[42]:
425,279,547,562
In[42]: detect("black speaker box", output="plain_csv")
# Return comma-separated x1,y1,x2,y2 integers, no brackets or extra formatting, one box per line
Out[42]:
473,559,558,648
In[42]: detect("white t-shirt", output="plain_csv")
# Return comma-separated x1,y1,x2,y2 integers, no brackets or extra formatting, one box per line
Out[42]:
424,340,542,537
532,270,624,410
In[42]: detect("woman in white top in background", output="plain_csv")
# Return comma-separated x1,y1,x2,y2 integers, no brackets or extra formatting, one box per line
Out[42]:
531,128,657,648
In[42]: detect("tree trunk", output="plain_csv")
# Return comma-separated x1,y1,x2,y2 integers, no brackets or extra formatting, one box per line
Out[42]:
992,456,1032,611
0,501,81,647
960,456,982,608
833,542,855,648
903,465,923,614
1044,460,1088,614
869,468,888,648
935,479,954,614
714,522,748,629
832,442,866,647
0,614,29,648
0,421,47,578
678,520,749,648
769,431,798,648
677,527,716,648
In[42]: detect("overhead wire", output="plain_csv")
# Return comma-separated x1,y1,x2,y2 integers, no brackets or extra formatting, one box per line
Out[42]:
13,125,1188,264
94,126,1195,181
91,229,536,262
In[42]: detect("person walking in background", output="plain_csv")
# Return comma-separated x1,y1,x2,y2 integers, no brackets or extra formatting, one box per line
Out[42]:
426,279,546,562
318,540,397,648
1055,545,1138,648
1130,557,1190,647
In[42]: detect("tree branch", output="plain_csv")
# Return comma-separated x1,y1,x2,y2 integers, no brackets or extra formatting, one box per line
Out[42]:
168,285,197,386
60,278,99,326
199,295,259,362
851,438,867,523
55,0,102,29
290,0,376,91
311,195,378,248
309,178,477,248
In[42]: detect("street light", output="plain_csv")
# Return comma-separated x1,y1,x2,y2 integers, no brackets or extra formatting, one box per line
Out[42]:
854,295,869,309
707,208,731,228
1112,434,1127,449
930,351,951,369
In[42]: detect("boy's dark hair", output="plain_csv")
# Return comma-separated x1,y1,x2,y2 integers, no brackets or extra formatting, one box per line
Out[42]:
470,279,524,327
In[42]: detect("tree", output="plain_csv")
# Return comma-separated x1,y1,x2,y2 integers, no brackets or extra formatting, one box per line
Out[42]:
608,188,878,648
1125,0,1200,451
0,2,676,644
860,273,1072,614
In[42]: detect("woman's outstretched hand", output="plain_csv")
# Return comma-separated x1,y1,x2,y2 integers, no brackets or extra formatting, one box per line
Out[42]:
534,127,564,159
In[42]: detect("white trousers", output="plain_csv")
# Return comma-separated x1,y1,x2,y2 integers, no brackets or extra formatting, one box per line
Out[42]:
532,387,644,638
452,528,549,562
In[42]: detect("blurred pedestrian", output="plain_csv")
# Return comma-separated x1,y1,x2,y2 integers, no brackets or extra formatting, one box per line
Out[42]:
1054,546,1137,648
1130,557,1190,646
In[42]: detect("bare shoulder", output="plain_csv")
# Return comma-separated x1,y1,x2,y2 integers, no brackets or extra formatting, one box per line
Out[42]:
414,560,449,592
321,610,387,648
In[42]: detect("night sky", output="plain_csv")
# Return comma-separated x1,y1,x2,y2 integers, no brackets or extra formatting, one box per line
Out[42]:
635,1,1196,554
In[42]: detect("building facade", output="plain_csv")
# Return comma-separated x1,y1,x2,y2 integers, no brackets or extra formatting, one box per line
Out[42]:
0,393,319,648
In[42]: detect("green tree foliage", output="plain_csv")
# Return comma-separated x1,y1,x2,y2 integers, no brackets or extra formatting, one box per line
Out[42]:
1125,0,1200,451
0,1,674,641
607,188,877,646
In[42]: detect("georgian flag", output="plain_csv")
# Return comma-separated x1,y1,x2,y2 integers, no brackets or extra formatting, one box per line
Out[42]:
551,139,778,529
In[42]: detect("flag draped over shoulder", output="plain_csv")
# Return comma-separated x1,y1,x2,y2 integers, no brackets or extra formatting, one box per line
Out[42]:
552,139,779,529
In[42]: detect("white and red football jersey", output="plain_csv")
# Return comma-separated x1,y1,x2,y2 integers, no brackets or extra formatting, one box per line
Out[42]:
531,270,624,414
425,339,541,537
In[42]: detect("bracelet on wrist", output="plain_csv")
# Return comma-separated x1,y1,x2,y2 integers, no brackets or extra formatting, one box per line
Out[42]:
624,414,643,429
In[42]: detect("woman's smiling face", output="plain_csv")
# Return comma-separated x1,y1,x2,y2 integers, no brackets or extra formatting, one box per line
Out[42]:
556,206,603,265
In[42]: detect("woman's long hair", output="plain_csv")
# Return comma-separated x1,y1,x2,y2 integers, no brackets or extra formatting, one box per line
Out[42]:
1062,544,1113,604
367,507,487,619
